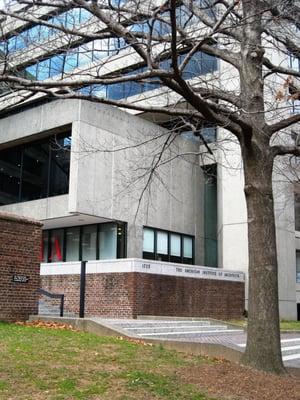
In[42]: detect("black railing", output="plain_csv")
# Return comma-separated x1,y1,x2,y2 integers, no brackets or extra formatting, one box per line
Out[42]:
37,288,65,317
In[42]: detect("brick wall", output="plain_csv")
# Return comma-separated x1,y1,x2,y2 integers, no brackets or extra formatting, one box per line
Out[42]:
0,212,42,322
41,272,244,319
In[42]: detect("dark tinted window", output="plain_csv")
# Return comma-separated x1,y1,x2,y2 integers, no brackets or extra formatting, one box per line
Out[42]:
0,132,71,205
295,192,300,231
0,148,22,205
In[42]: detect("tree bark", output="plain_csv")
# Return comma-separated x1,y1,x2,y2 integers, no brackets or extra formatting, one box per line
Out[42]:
241,147,285,374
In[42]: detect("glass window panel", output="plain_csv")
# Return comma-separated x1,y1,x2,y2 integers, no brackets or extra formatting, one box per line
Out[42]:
79,9,92,23
0,147,22,205
79,86,92,96
201,125,216,143
25,64,37,80
49,134,70,197
107,83,124,100
0,132,71,205
7,36,16,52
170,234,181,256
78,44,93,67
37,58,50,80
49,55,64,77
201,52,217,74
65,227,80,261
297,251,300,283
91,85,107,98
15,31,28,51
295,192,300,231
157,231,168,254
41,231,49,263
21,142,49,202
39,25,52,42
66,8,81,28
82,225,97,260
99,224,117,260
64,52,79,73
183,236,193,258
27,25,40,45
92,39,109,60
143,228,154,253
123,81,142,98
50,229,64,262
181,130,200,143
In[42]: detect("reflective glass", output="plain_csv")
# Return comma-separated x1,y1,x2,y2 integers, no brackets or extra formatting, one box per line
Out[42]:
183,236,193,258
25,64,37,80
64,52,79,73
50,229,64,262
49,135,70,196
82,225,97,260
41,231,49,263
49,55,64,78
295,192,300,231
99,224,117,259
0,147,22,205
21,142,49,201
157,231,168,255
143,228,155,253
297,251,300,283
37,58,50,80
65,227,80,261
170,234,181,256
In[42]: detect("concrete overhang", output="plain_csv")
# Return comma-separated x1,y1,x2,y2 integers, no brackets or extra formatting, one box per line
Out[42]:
41,212,115,230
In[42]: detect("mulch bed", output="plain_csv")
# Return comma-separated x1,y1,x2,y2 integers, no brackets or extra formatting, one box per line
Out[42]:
180,360,300,400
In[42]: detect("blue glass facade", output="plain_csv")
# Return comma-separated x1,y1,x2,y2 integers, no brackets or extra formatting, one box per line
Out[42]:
1,8,92,54
2,4,218,101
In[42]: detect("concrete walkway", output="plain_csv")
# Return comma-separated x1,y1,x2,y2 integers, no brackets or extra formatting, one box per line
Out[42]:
92,317,300,369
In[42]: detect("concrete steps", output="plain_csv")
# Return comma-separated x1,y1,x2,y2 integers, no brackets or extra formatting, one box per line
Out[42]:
237,337,300,364
93,318,244,339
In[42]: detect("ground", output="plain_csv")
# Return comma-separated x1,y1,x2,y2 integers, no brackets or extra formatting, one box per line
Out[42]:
0,321,299,400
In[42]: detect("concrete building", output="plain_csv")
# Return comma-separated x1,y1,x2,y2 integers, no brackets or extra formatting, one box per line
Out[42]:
0,1,299,319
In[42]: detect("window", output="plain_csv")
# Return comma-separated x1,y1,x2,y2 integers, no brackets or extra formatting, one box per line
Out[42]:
50,229,64,262
297,251,300,283
0,131,71,206
41,231,49,263
65,227,80,261
143,227,194,264
82,225,97,261
143,228,155,260
41,222,126,263
1,9,93,55
99,223,117,259
295,192,300,231
170,233,181,263
157,231,169,261
183,236,193,264
203,164,218,267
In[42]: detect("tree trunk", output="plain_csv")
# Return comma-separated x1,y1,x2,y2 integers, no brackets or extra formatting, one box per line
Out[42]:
241,149,285,374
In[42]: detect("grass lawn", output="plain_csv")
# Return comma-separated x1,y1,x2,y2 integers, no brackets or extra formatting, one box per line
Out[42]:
0,322,299,400
229,320,300,331
0,322,215,400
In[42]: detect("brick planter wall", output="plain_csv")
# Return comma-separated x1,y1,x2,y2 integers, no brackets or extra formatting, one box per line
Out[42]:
41,272,244,319
0,212,42,322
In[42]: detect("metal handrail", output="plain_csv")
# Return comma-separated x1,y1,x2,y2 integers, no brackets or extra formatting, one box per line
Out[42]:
37,288,64,317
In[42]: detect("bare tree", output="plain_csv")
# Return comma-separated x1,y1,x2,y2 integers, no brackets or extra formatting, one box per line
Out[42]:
0,0,300,373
